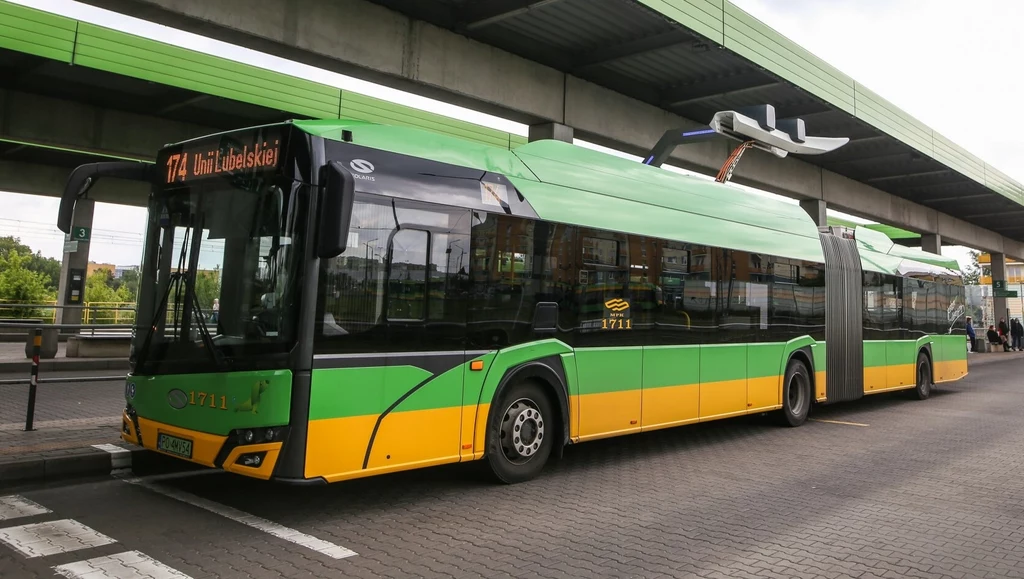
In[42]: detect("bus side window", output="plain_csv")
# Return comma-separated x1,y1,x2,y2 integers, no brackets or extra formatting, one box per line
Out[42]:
386,229,429,321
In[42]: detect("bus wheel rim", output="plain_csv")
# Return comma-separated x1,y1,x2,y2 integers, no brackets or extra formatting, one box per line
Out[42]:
500,397,544,465
788,372,806,416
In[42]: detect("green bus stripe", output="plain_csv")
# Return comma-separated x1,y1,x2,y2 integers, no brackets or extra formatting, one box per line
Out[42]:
310,365,463,420
309,336,968,420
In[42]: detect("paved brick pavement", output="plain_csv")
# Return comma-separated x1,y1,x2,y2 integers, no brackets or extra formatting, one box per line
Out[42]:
0,371,125,485
1,357,1023,577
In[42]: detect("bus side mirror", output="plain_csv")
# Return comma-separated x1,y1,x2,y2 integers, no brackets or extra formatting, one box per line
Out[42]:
58,161,153,233
317,161,355,259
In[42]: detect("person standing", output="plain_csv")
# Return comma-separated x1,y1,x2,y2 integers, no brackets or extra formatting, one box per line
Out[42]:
966,316,976,353
1013,318,1024,351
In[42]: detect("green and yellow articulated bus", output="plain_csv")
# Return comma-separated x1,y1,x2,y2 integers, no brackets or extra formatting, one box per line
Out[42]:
58,119,968,484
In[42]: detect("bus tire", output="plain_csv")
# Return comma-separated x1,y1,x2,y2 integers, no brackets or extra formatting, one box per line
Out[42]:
779,358,811,427
486,379,554,484
913,351,932,400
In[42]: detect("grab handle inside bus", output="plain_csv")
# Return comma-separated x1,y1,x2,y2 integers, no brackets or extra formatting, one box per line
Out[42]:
317,161,356,258
58,161,154,233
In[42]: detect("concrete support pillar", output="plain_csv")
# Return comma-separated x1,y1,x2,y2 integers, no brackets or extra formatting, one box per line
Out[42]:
56,199,95,328
528,122,574,143
921,233,942,254
992,252,1008,328
799,199,827,228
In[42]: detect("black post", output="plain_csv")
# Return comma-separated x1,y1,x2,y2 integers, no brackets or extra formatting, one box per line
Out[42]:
25,328,40,431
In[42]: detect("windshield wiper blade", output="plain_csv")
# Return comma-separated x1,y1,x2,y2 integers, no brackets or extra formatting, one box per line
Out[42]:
188,286,227,369
134,271,183,370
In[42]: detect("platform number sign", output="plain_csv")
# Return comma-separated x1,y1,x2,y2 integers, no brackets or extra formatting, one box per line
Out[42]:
71,226,91,242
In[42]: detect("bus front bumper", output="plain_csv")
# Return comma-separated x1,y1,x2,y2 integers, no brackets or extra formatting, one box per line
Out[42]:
120,407,283,480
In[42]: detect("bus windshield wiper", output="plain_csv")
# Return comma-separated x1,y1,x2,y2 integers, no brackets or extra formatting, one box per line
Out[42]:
133,270,182,370
187,284,227,369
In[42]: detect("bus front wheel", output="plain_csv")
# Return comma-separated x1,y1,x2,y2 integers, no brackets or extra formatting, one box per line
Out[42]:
912,352,932,400
486,380,554,484
779,358,811,427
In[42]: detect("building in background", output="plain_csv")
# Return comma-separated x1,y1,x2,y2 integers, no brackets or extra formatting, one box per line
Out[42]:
114,265,139,278
978,253,1024,284
975,253,1024,327
86,262,117,278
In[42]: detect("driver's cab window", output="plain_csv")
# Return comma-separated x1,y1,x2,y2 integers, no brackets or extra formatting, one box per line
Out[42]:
157,184,296,341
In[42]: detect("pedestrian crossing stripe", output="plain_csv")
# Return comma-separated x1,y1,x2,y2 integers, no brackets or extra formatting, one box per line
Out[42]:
54,550,192,579
0,518,116,558
0,495,51,521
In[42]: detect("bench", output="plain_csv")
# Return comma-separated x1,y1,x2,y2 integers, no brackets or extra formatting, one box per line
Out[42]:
984,341,1008,353
66,334,131,358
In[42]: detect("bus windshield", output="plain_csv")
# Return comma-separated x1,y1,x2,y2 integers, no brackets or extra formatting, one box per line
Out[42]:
132,176,308,375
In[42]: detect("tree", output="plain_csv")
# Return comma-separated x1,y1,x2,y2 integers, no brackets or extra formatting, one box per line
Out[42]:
117,269,140,301
961,250,981,285
0,250,54,318
0,236,61,290
194,270,221,313
84,270,135,323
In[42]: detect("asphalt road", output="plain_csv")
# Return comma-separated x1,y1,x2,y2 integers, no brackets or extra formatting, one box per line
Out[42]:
2,358,1024,578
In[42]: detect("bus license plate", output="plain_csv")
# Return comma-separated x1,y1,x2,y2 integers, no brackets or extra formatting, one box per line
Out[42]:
157,433,193,459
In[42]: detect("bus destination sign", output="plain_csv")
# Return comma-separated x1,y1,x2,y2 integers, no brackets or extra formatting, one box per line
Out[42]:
161,131,282,185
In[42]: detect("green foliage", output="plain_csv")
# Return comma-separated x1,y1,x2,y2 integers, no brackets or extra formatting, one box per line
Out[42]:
0,250,55,318
0,236,61,290
962,250,981,286
85,269,134,303
84,270,135,323
194,270,221,312
115,268,140,301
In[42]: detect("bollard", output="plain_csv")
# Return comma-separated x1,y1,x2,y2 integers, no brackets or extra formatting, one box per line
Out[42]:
24,328,41,432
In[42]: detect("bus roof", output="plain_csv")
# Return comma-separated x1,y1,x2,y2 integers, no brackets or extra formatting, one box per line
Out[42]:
291,119,960,275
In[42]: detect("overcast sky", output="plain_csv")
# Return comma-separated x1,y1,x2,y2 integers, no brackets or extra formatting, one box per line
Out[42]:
3,0,1018,271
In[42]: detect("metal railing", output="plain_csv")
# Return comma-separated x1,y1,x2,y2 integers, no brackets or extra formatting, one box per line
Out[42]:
0,302,136,325
0,302,216,327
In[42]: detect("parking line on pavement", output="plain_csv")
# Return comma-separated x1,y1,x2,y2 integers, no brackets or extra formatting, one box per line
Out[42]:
810,418,870,427
121,477,358,560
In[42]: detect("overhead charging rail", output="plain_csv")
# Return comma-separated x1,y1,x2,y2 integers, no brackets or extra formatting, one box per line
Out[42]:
643,104,849,183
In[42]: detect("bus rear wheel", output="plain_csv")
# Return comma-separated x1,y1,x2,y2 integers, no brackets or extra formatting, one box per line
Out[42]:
913,352,932,400
486,380,554,484
779,358,811,427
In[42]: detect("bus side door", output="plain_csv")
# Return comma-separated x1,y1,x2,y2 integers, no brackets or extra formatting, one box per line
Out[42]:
574,231,643,440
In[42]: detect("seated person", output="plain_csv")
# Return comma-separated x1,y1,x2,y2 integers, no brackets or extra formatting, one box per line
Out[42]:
988,325,1009,351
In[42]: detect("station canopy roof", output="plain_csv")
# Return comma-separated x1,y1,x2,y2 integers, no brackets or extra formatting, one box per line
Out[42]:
367,0,1024,243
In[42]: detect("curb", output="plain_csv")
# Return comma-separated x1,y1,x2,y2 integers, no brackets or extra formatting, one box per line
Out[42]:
0,445,198,487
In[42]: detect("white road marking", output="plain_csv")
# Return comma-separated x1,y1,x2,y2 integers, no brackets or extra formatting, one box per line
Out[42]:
0,495,51,522
54,550,192,579
809,418,870,427
92,443,133,473
0,519,116,558
122,478,357,559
